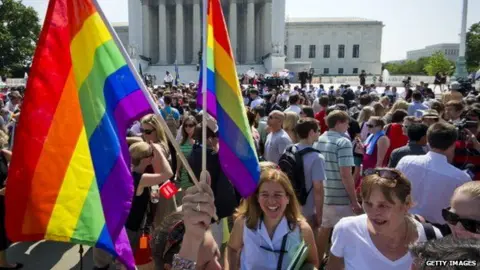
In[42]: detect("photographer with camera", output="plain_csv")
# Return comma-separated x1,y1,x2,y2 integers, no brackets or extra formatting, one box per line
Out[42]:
452,107,480,180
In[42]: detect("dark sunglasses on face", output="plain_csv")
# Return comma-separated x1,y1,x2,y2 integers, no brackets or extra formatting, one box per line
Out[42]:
366,124,375,128
162,221,185,257
442,207,480,234
363,168,401,179
140,128,155,135
184,123,195,128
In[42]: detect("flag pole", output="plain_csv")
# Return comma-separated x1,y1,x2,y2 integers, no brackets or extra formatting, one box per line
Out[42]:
91,0,200,187
201,0,208,175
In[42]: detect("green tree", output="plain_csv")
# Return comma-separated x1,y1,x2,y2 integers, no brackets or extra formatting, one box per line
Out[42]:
466,22,480,72
383,58,429,75
424,52,455,76
0,0,41,77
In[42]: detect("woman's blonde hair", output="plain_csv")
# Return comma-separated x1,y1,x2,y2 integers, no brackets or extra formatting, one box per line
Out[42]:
358,106,375,124
389,100,409,114
283,111,299,142
372,102,385,117
141,114,168,147
453,181,480,204
129,142,153,166
283,111,299,131
235,167,304,230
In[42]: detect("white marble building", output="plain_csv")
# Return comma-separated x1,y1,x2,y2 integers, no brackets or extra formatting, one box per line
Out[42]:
121,0,383,81
407,43,460,62
285,18,383,75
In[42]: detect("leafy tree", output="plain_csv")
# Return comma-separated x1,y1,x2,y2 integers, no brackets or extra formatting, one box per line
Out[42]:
466,22,480,72
384,58,429,75
0,0,41,77
424,52,455,76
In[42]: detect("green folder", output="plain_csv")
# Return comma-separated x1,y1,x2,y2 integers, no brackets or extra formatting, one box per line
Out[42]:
286,241,310,270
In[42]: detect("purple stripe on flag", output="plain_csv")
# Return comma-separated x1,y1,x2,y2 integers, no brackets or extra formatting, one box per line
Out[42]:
218,138,258,197
113,228,136,270
100,90,152,245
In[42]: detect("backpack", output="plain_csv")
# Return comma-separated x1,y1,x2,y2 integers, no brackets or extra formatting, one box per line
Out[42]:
278,145,321,205
163,108,178,137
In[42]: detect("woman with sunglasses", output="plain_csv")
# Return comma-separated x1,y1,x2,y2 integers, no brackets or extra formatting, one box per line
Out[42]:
421,181,480,239
175,116,198,199
227,167,319,270
355,117,390,187
138,114,177,229
327,168,442,270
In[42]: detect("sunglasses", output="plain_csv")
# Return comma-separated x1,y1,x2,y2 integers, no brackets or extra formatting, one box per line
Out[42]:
140,128,155,135
442,207,480,234
363,168,401,179
366,124,376,128
184,123,195,128
162,221,185,257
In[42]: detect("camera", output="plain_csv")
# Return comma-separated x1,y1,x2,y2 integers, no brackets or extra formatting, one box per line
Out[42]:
454,118,478,140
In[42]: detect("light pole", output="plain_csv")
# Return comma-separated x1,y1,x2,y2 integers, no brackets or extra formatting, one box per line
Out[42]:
452,0,469,81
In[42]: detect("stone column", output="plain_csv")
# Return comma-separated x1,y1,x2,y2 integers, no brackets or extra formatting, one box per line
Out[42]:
175,0,184,64
192,0,201,64
128,0,143,56
263,2,272,56
228,0,238,61
246,0,255,63
142,0,151,58
271,0,286,56
453,0,469,79
158,0,167,65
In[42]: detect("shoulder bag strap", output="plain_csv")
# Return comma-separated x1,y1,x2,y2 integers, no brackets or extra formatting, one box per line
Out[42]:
277,233,289,270
422,222,436,241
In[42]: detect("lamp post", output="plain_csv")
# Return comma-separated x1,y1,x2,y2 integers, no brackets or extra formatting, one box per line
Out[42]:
452,0,469,81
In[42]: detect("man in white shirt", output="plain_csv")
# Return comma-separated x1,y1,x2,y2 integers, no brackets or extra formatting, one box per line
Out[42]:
248,88,264,109
284,94,302,114
164,71,174,89
396,122,471,224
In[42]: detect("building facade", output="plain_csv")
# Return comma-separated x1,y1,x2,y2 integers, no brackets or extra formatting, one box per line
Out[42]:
122,0,383,80
407,43,460,62
285,18,383,75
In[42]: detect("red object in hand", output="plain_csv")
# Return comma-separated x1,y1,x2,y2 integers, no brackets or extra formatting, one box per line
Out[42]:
159,180,179,199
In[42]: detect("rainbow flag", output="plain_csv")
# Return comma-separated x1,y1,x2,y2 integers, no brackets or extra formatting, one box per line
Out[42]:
5,0,152,268
198,0,260,197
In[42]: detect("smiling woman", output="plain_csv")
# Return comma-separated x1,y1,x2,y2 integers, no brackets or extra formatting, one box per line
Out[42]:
326,168,443,270
227,167,319,270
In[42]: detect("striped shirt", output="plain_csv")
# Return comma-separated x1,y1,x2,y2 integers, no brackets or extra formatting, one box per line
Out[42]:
314,131,354,205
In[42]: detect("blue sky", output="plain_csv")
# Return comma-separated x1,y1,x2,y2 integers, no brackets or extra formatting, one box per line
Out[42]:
23,0,480,62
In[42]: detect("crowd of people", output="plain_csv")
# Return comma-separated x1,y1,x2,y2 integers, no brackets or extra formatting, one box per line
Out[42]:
0,73,479,270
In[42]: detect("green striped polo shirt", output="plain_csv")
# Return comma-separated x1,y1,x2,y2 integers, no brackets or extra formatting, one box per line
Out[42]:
314,131,354,205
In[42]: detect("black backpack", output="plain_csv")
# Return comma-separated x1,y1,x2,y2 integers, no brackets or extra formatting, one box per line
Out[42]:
278,145,320,205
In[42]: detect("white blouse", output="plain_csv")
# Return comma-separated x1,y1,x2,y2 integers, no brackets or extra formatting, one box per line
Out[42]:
240,217,302,270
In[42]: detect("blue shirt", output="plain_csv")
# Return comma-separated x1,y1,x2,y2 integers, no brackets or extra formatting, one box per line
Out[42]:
160,106,180,120
408,101,429,117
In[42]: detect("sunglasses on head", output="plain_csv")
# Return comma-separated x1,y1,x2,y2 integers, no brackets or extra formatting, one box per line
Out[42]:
363,168,401,179
162,221,185,257
140,128,155,135
442,207,480,234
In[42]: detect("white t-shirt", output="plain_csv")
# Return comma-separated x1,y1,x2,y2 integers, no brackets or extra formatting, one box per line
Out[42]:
331,214,442,270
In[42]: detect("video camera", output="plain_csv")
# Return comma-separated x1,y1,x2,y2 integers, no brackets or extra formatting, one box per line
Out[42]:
454,118,478,141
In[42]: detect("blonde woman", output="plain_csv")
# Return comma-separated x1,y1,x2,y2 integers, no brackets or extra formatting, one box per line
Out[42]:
283,111,300,143
383,100,409,124
372,102,385,117
357,106,375,141
135,114,176,228
427,181,480,239
228,168,319,270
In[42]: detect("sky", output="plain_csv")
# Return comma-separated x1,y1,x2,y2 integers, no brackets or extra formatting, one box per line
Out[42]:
22,0,480,62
